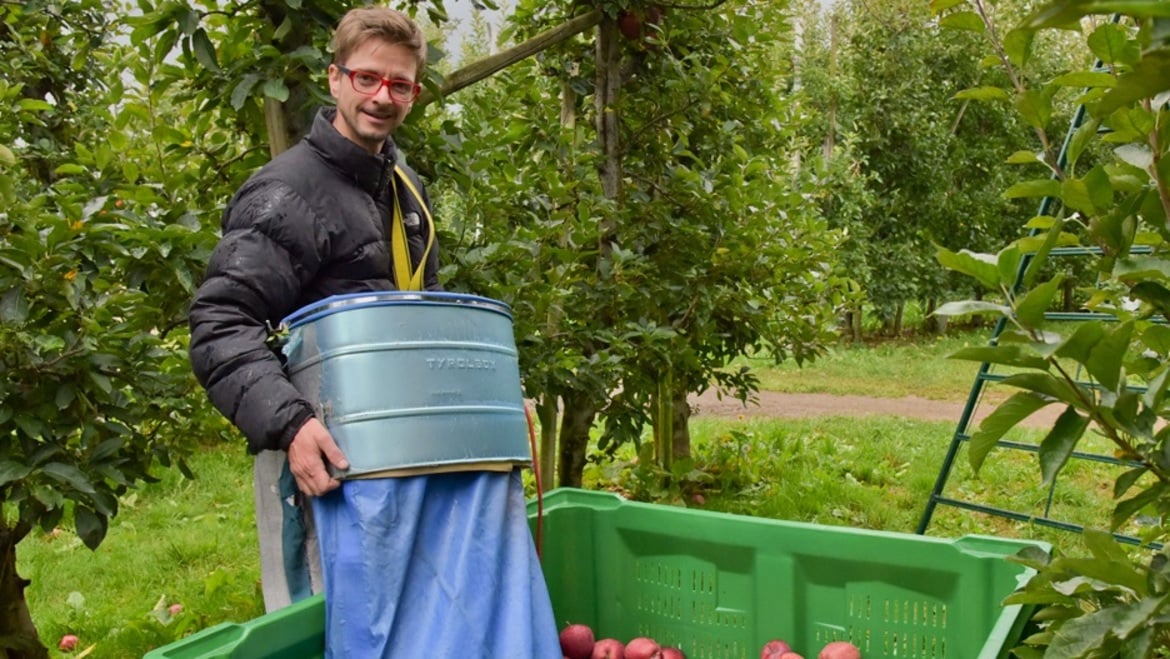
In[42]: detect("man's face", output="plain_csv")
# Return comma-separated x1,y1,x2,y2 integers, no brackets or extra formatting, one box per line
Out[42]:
328,38,419,154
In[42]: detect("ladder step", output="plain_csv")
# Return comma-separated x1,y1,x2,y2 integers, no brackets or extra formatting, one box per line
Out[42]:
927,495,1159,548
954,433,1143,467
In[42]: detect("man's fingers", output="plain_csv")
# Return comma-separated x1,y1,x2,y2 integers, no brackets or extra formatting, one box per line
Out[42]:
318,435,350,471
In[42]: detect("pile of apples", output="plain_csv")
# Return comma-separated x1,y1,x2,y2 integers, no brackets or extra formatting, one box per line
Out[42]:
559,625,862,659
559,624,684,659
761,638,862,659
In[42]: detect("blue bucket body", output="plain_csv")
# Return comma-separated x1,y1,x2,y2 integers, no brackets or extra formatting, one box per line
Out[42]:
282,292,531,477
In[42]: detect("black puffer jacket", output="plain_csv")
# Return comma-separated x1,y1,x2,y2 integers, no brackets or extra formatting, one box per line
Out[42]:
189,108,441,454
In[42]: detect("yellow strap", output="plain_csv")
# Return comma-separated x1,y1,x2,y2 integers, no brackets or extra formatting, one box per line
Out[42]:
389,166,435,291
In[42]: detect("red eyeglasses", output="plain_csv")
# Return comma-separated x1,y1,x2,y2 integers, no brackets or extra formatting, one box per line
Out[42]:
336,65,420,104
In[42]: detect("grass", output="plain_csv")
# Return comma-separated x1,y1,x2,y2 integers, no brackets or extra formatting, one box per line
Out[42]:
733,331,993,400
17,327,1138,657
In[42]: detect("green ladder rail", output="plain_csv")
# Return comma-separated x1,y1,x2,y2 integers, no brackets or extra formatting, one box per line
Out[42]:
916,46,1162,548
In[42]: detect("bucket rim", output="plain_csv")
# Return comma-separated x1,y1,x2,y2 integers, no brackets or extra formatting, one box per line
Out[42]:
282,291,512,329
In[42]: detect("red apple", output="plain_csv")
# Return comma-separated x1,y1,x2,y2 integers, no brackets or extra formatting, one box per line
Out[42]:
168,603,183,616
58,635,79,652
818,641,861,659
617,11,642,40
780,654,805,659
560,624,595,659
626,637,662,659
593,638,626,659
661,648,686,659
761,639,793,658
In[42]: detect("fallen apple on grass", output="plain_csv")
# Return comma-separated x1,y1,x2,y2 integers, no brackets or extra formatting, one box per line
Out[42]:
58,634,79,652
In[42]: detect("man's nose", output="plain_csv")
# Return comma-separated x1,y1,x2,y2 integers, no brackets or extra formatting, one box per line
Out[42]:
372,82,395,103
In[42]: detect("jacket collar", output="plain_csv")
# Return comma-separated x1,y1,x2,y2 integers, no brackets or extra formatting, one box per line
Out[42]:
305,107,397,195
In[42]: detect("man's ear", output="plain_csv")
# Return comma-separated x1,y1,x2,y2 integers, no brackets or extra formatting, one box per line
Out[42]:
327,64,342,99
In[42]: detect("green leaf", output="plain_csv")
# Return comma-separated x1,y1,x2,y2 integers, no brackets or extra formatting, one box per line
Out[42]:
90,437,125,462
936,247,1002,289
1087,23,1140,66
970,392,1053,472
953,86,1010,102
54,163,87,176
929,0,967,13
1000,372,1082,406
1039,406,1089,486
73,506,109,551
1114,256,1170,281
1051,71,1116,88
1015,275,1064,327
1066,117,1101,168
0,144,14,167
950,345,1050,370
940,11,985,31
1004,178,1061,199
1114,144,1153,170
1084,529,1132,564
1004,28,1035,68
1016,88,1054,130
42,462,97,495
1114,466,1147,498
933,300,1013,318
1089,1,1170,17
230,74,261,111
1086,320,1133,392
1113,483,1169,529
1006,150,1042,164
1061,177,1096,213
18,98,54,112
1049,600,1157,655
0,288,29,323
1055,321,1106,363
0,460,32,486
191,29,219,70
1098,51,1170,116
1143,324,1170,355
998,245,1022,286
263,79,290,102
1022,217,1064,288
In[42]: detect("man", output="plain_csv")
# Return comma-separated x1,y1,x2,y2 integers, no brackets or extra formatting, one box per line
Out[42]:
189,9,561,657
189,6,440,612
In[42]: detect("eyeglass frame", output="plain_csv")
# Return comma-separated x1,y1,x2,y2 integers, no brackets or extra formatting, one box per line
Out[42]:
335,64,421,104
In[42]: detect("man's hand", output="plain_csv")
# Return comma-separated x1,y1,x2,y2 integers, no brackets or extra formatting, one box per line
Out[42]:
287,417,349,496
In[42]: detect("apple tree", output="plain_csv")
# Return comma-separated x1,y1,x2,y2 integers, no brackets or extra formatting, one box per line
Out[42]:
932,0,1170,653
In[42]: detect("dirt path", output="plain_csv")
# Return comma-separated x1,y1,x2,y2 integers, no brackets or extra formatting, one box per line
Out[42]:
689,389,1064,428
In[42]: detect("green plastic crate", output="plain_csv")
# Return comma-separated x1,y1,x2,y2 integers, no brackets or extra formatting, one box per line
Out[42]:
145,488,1045,658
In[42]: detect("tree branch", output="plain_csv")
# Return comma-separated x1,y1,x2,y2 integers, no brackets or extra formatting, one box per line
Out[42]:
416,8,603,108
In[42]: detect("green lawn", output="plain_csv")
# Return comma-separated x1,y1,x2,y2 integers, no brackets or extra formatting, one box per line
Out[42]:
18,328,1132,657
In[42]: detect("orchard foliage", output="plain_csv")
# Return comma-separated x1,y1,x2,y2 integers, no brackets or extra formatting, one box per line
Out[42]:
423,1,846,483
932,0,1170,654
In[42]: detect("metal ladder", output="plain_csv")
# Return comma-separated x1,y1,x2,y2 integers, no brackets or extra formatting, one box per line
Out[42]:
915,50,1160,547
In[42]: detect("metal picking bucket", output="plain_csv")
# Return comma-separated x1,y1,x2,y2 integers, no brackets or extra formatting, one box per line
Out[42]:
281,291,531,478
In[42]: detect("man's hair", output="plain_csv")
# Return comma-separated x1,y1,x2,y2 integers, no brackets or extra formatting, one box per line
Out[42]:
331,7,427,79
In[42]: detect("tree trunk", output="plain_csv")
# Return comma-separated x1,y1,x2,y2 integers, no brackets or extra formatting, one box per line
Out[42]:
671,387,692,461
595,16,622,239
652,368,674,472
558,391,596,488
0,523,48,659
892,301,904,337
536,395,558,491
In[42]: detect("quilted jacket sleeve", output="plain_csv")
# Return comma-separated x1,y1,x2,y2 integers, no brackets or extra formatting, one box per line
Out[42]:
188,179,321,453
